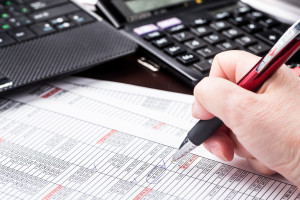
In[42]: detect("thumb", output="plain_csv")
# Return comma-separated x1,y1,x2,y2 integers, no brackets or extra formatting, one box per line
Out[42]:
194,76,258,129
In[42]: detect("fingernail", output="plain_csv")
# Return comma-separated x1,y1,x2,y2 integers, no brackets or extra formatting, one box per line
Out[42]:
209,146,228,161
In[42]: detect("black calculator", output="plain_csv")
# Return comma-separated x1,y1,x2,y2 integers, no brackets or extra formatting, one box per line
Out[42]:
97,0,299,86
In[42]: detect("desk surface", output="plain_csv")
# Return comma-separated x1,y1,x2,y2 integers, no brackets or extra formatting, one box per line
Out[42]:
77,54,193,95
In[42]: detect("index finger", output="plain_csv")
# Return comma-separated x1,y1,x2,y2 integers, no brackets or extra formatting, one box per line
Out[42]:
210,50,261,83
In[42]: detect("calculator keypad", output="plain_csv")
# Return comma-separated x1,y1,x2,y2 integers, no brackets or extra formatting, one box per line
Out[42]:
133,4,288,82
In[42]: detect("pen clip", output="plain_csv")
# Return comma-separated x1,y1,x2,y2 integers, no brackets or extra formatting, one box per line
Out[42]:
256,19,300,73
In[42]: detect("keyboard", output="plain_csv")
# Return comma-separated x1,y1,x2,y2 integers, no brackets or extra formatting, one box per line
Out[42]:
131,4,292,86
0,0,95,47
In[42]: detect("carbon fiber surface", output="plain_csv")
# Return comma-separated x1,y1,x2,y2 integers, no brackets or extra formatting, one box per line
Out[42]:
0,21,137,93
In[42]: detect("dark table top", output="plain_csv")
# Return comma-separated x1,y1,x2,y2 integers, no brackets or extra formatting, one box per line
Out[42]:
76,54,194,95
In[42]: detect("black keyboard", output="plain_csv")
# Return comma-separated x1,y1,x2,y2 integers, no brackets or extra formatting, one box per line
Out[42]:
132,5,291,86
0,0,95,47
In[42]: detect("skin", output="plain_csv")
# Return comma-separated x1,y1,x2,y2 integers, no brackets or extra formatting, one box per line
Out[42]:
192,50,300,189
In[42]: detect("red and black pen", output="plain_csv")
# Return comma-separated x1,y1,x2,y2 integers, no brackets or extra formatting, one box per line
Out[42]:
173,19,300,161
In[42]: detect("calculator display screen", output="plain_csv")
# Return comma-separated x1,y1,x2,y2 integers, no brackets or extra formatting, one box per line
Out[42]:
124,0,191,14
111,0,195,22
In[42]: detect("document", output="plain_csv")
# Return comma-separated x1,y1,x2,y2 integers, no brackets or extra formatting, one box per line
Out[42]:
0,78,298,199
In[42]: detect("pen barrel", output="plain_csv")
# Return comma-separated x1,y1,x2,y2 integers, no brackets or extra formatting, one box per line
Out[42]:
188,117,223,146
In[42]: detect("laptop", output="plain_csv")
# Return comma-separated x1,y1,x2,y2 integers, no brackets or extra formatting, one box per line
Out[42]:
0,0,137,93
97,0,299,87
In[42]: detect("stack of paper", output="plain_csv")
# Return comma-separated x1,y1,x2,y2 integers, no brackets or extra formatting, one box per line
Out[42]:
0,77,298,199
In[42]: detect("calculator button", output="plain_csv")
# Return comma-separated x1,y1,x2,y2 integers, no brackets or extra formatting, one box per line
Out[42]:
222,28,243,39
273,24,289,34
184,39,206,50
216,41,238,51
242,23,263,33
191,26,213,37
235,36,257,46
234,6,251,15
194,61,211,72
210,21,231,31
177,53,199,65
172,31,194,42
164,45,186,56
133,24,158,35
157,17,182,29
152,37,173,48
259,18,278,28
191,18,209,27
248,43,270,55
203,33,224,44
214,12,230,20
143,31,164,40
167,24,186,33
229,16,247,26
255,31,280,45
246,11,264,20
197,47,220,58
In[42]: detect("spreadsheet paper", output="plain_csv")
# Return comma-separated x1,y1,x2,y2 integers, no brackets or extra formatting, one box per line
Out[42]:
0,78,298,199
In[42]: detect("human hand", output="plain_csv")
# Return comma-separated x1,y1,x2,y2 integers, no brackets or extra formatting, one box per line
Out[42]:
192,50,300,188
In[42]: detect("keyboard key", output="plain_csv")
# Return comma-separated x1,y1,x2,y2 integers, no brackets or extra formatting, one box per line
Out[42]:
191,18,209,27
248,43,270,55
49,16,68,25
177,53,199,65
0,23,12,31
214,12,230,20
216,41,238,51
197,47,220,58
152,37,173,48
69,12,95,25
191,26,213,37
172,31,194,42
194,61,211,72
9,27,35,41
184,39,206,50
0,32,15,47
56,21,75,30
167,24,186,33
8,16,32,27
246,11,264,20
29,0,68,10
210,21,231,31
222,28,243,39
255,31,280,45
164,45,186,56
30,3,79,22
203,33,224,44
229,16,247,26
242,23,263,33
235,35,257,46
143,31,164,40
259,18,278,28
30,22,55,36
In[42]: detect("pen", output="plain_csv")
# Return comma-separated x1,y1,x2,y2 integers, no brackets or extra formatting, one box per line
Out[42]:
173,19,300,161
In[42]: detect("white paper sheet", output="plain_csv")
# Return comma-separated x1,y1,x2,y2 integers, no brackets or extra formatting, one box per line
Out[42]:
0,78,298,199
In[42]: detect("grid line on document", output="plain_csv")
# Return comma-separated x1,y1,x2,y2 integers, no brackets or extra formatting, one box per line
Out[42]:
0,98,298,200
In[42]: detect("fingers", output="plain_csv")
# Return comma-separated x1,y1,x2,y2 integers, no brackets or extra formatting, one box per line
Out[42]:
202,125,234,161
192,50,261,121
194,77,257,128
210,50,261,83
